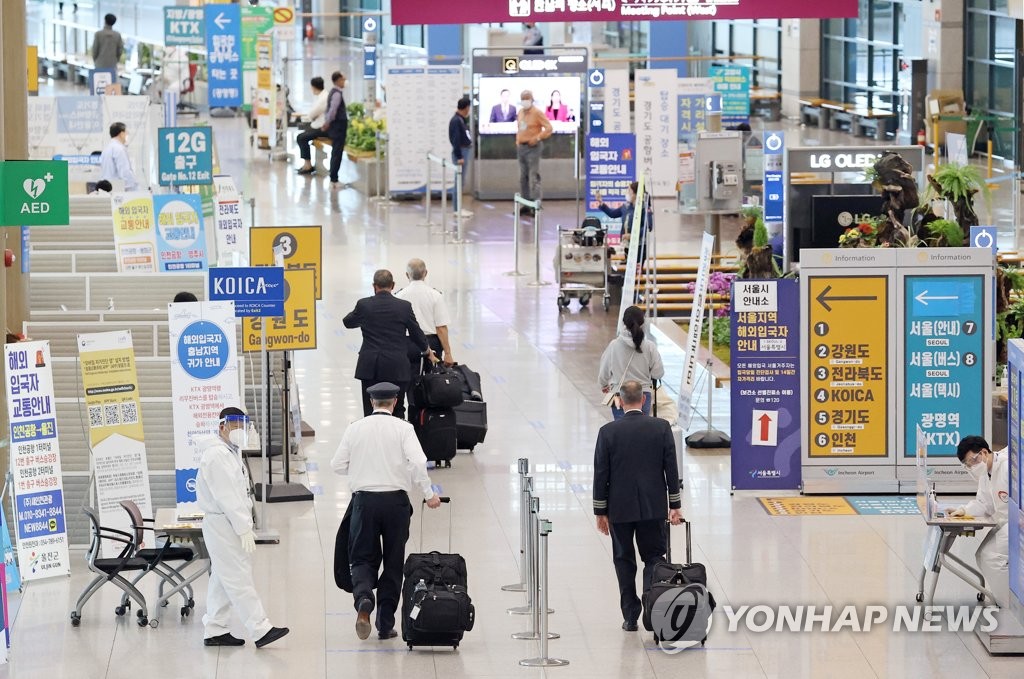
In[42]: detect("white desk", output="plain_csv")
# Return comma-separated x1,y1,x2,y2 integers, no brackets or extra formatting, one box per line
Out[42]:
154,508,211,625
917,514,998,605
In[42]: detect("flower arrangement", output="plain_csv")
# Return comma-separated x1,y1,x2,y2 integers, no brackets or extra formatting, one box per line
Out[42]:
345,103,386,156
838,216,881,248
687,271,736,317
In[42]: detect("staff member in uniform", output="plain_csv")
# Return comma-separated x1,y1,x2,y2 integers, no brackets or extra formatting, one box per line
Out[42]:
344,269,437,418
593,381,682,631
332,383,443,640
197,407,289,648
952,435,1010,606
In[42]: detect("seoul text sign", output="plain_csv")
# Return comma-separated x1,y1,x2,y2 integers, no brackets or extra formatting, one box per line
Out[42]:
392,0,858,25
208,266,285,317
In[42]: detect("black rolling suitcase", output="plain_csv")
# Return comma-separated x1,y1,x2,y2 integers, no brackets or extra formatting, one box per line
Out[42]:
402,497,475,650
642,519,716,647
451,363,488,451
415,408,458,467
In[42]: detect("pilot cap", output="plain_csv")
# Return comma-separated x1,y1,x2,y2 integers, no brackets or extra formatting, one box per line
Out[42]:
367,382,401,399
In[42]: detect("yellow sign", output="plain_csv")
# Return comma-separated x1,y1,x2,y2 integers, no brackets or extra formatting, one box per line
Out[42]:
256,35,272,90
78,330,146,446
273,6,295,25
243,268,317,351
807,276,889,458
250,226,323,299
759,497,856,516
111,193,157,273
27,46,38,94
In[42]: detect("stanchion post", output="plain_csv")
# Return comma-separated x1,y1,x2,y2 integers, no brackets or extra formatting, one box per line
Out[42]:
527,201,550,287
451,164,469,244
508,479,535,615
520,519,568,667
501,458,529,592
440,160,449,239
419,153,434,226
505,193,526,276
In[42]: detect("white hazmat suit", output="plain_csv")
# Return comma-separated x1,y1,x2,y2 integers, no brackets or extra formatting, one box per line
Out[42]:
196,433,273,640
957,448,1010,606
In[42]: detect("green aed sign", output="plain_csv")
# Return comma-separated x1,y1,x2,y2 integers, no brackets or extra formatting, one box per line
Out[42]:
0,160,70,226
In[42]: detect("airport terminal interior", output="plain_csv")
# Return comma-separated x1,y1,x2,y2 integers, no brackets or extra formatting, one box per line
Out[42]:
2,0,1024,677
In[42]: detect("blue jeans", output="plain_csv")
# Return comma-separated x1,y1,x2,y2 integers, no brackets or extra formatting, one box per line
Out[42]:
610,391,652,420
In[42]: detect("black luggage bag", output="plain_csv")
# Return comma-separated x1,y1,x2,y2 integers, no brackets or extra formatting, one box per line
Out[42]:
453,400,487,451
414,408,458,467
402,497,475,649
411,365,464,409
641,519,716,646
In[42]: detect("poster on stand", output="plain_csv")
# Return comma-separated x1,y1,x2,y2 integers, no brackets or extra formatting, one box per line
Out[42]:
169,301,240,513
730,280,802,489
153,193,208,272
634,69,678,198
4,341,69,582
584,133,635,245
111,192,157,272
678,233,716,427
386,66,464,194
213,175,247,265
603,69,631,134
78,331,153,557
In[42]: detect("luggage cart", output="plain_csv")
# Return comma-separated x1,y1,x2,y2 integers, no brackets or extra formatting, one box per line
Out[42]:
555,222,611,311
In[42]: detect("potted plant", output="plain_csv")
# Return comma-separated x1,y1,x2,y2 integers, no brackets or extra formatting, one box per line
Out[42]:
344,102,385,161
838,215,880,248
922,162,988,240
868,151,919,246
918,218,964,247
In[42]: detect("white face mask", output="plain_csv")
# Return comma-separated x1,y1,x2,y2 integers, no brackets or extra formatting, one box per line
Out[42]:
228,428,248,449
967,462,986,480
520,100,533,109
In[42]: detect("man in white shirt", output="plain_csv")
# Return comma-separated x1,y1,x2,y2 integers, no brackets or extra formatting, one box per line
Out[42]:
332,382,442,641
99,122,139,191
951,435,1010,606
296,76,331,175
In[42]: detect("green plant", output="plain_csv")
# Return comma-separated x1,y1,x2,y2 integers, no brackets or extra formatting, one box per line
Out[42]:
863,164,880,187
344,103,385,154
922,218,964,247
931,163,986,204
752,217,768,248
741,205,763,223
838,215,880,248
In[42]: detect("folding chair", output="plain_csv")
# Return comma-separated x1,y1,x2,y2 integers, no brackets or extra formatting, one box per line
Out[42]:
70,507,151,627
115,500,196,623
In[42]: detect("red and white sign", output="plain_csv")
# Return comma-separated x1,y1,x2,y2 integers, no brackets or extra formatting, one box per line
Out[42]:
752,409,778,447
392,0,858,25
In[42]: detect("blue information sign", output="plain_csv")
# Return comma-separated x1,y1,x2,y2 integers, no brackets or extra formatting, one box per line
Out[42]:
730,279,802,490
209,266,285,317
584,133,636,242
588,68,605,89
164,6,205,47
205,4,242,108
158,126,213,186
588,101,604,131
763,131,785,224
363,44,377,80
970,225,998,255
709,64,751,126
904,275,985,457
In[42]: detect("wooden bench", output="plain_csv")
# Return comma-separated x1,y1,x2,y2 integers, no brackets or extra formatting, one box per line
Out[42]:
750,88,781,122
800,98,834,128
312,138,333,171
848,107,896,141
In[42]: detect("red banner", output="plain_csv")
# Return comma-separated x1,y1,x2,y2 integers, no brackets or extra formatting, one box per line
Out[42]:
392,0,858,26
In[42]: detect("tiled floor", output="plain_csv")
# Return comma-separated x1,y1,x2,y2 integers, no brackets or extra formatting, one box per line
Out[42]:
10,16,1024,679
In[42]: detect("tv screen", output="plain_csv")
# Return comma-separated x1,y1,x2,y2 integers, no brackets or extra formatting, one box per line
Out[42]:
477,75,581,135
800,193,884,261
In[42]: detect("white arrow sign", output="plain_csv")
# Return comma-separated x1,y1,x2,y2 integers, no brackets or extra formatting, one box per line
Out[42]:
214,12,230,30
914,290,958,306
973,231,994,250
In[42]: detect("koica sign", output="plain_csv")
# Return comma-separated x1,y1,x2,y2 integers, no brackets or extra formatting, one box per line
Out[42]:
208,266,285,317
0,161,70,226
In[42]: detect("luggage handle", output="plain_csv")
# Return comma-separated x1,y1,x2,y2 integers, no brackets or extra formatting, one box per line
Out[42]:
665,517,692,565
419,495,453,553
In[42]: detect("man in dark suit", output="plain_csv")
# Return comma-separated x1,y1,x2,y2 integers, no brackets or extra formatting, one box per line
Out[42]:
593,380,683,631
343,269,436,418
489,89,517,123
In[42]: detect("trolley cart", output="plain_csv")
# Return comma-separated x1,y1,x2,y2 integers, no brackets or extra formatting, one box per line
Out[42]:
555,223,611,312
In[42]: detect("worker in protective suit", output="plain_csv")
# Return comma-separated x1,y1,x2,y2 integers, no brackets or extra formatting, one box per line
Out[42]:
951,435,1009,607
197,407,289,648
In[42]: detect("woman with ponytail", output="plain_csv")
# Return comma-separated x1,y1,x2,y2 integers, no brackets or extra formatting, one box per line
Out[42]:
597,306,665,419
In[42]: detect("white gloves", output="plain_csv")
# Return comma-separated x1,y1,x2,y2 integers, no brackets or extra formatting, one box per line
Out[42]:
949,506,967,518
240,530,257,554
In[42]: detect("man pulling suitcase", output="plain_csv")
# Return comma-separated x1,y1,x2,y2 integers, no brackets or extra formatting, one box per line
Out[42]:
331,382,443,640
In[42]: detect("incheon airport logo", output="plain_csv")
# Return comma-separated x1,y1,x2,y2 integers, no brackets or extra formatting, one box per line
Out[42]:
651,597,1000,654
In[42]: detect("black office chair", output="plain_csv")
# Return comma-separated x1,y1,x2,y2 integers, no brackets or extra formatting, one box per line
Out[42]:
70,507,150,627
115,500,196,622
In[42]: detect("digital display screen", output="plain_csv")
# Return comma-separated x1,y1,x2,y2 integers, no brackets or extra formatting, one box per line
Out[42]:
477,76,581,135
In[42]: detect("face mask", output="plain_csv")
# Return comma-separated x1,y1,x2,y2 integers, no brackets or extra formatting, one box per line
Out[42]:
521,100,533,109
228,428,248,449
967,462,986,480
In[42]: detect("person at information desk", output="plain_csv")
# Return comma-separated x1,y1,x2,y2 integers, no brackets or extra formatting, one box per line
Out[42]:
951,435,1009,607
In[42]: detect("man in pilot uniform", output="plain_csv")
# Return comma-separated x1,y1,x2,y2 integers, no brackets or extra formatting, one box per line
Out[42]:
331,382,443,640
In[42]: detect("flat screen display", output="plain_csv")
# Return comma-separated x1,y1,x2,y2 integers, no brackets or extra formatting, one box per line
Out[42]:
477,76,581,135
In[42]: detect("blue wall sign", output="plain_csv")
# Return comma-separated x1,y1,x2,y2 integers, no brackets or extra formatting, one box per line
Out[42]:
153,194,208,272
763,131,785,225
208,266,285,317
363,44,377,80
904,275,985,457
158,126,213,186
585,133,636,218
176,320,229,380
709,64,751,126
205,4,243,108
970,225,998,255
164,6,205,47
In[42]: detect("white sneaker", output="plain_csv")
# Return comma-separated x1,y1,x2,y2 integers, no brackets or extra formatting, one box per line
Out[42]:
457,209,474,218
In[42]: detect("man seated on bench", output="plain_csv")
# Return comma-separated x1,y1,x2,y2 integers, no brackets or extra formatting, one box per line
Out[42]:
950,435,1009,606
296,77,330,175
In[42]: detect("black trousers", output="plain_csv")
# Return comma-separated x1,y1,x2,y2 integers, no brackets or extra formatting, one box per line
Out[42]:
360,379,409,419
297,126,329,161
328,125,348,182
349,490,412,633
407,335,444,424
609,519,667,623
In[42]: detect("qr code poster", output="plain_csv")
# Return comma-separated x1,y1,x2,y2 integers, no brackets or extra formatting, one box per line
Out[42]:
77,330,147,446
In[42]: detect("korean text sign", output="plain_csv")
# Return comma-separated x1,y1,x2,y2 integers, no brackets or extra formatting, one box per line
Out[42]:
158,126,213,186
585,133,636,211
243,268,317,351
205,4,242,108
111,192,157,272
4,341,70,581
730,280,802,489
164,6,205,47
709,65,751,126
154,194,209,272
169,301,240,510
250,226,323,300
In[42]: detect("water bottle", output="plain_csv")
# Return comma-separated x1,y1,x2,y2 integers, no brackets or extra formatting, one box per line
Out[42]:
414,578,427,594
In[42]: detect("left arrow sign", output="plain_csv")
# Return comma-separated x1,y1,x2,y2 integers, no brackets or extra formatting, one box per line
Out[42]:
214,12,230,30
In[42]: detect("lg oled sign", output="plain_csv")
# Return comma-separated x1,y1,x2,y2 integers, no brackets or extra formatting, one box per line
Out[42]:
392,0,858,25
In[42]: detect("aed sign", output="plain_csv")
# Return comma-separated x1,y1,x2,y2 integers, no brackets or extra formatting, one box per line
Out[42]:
0,160,70,226
208,266,285,317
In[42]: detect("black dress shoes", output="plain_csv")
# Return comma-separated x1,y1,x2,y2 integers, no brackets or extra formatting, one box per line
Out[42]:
255,627,290,648
622,621,639,632
378,629,398,640
204,633,245,647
